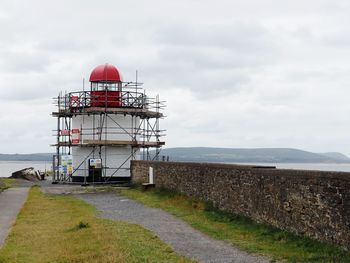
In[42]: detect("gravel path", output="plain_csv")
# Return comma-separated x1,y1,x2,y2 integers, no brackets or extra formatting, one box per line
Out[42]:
77,192,269,263
0,187,29,247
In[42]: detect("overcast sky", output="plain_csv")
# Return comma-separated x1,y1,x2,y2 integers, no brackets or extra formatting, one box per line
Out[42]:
1,0,350,155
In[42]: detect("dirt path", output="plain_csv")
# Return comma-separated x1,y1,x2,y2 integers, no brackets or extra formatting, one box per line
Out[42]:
76,192,269,263
0,187,29,247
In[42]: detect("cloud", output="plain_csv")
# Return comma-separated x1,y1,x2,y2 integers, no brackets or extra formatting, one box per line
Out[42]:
1,0,350,156
158,24,269,48
0,50,51,73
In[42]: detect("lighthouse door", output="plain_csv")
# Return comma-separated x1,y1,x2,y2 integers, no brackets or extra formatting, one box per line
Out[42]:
88,159,102,182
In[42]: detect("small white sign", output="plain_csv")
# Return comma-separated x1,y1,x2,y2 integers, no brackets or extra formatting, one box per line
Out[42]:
89,158,102,168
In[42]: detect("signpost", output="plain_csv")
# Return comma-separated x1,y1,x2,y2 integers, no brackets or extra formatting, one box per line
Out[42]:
61,155,73,177
71,129,80,144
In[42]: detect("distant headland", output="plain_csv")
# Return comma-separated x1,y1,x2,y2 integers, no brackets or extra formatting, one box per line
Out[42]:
152,147,350,163
1,147,349,163
0,153,53,162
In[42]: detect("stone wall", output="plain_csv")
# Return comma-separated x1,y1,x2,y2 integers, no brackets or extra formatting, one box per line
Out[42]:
131,160,350,248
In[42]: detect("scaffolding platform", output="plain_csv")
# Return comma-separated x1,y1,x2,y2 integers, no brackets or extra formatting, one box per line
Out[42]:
53,140,165,147
52,107,163,119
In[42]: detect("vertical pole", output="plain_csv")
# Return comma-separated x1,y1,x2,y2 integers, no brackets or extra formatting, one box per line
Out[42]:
156,95,160,161
143,119,146,160
80,123,83,145
149,167,154,184
84,159,87,185
68,116,71,155
136,70,138,107
104,114,107,181
131,114,134,170
104,81,108,182
55,94,61,183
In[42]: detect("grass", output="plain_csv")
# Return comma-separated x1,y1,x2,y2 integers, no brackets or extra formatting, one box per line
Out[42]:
120,186,350,263
0,178,15,192
0,187,194,263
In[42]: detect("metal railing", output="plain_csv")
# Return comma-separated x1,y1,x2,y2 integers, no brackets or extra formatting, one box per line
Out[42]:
54,87,165,113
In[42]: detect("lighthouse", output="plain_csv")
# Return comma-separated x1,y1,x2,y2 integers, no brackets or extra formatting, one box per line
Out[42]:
52,63,165,183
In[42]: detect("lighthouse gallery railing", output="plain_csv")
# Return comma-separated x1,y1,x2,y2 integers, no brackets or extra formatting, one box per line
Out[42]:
55,89,164,112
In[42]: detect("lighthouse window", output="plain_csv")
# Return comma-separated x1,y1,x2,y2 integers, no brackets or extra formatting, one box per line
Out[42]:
91,83,98,91
91,82,118,91
105,83,117,91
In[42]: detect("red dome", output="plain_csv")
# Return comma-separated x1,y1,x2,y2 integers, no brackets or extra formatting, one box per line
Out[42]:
89,63,122,82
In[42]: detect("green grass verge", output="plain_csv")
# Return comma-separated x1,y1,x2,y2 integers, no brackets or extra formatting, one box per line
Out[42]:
120,186,350,263
0,187,194,263
0,179,15,192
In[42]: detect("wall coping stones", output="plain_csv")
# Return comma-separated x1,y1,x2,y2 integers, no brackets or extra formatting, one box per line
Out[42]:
134,160,350,181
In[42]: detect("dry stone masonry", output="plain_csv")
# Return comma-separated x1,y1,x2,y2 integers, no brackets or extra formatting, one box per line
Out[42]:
131,160,350,249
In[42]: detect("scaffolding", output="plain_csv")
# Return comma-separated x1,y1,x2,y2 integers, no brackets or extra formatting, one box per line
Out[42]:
52,80,165,184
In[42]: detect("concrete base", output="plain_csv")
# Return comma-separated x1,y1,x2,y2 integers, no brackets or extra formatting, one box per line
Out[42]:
72,176,131,183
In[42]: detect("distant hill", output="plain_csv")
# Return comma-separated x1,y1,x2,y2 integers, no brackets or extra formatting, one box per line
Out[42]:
153,147,350,163
2,148,350,164
0,153,52,161
318,152,350,161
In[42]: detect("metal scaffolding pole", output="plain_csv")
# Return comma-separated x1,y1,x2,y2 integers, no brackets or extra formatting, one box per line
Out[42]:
52,79,165,184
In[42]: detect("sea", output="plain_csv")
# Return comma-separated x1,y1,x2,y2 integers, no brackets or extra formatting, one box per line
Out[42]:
0,161,51,178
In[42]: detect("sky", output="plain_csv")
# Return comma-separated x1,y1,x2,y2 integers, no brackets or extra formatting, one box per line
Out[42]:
1,0,350,155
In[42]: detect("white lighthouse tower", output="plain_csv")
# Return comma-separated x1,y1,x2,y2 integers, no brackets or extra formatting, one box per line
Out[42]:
52,63,165,183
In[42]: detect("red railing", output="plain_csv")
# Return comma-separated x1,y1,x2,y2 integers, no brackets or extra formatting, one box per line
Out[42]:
57,90,150,111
